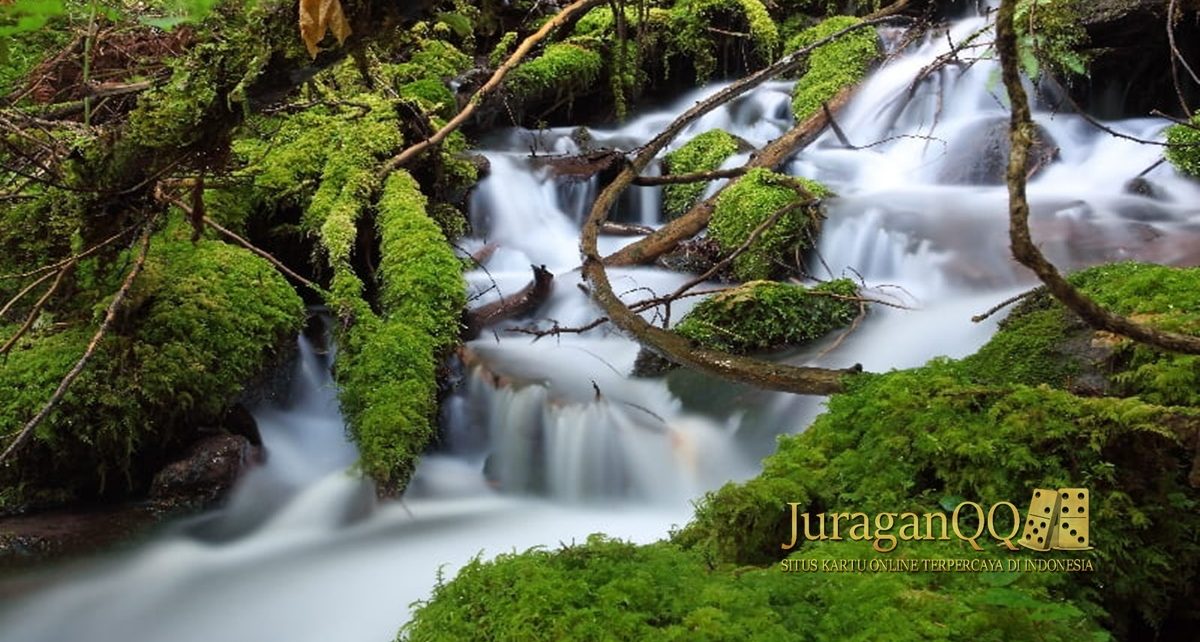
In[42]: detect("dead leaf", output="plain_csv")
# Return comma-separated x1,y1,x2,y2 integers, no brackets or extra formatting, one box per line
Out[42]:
299,0,352,59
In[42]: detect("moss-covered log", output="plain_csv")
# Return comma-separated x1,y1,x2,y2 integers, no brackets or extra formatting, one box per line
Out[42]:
662,129,741,219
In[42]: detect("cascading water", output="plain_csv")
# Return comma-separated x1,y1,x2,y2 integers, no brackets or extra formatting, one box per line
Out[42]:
4,8,1198,641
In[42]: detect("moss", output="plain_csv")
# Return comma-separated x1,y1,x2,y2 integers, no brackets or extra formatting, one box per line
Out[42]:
676,279,859,353
1165,114,1200,178
375,171,465,348
399,78,456,119
962,263,1200,406
402,535,1104,641
666,0,779,81
1014,0,1090,78
0,221,304,507
488,31,518,67
507,42,604,103
787,15,880,121
677,354,1200,632
708,168,831,281
334,172,464,494
662,130,740,219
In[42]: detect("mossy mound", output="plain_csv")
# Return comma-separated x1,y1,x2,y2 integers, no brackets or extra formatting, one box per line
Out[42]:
662,130,741,219
675,279,859,353
1014,0,1090,78
709,168,831,281
401,535,1104,642
1165,114,1200,179
0,223,304,509
962,263,1200,406
787,16,880,121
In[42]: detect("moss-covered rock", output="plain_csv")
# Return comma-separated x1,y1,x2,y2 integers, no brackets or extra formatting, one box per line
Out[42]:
709,168,831,281
401,535,1105,642
662,130,741,219
1165,114,1200,179
0,222,304,509
676,279,859,353
787,15,879,121
1014,0,1090,78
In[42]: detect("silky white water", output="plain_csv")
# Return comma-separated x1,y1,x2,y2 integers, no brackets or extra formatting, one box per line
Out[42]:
3,9,1198,642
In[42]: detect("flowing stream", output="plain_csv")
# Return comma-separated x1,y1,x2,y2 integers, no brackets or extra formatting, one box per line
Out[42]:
4,8,1199,641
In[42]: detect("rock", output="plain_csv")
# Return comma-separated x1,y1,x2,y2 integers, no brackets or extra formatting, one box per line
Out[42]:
150,434,262,509
938,116,1059,185
656,237,723,276
1123,177,1168,201
631,348,677,378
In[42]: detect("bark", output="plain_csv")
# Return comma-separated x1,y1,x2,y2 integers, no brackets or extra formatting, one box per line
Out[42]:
464,265,555,339
997,0,1200,355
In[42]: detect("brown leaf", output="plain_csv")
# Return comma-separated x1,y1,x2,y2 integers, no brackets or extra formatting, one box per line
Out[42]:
298,0,352,59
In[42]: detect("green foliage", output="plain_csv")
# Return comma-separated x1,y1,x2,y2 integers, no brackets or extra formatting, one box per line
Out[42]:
0,0,71,96
787,15,879,121
0,222,303,507
402,535,1105,642
1014,0,1090,78
676,279,859,353
1165,114,1200,178
507,42,604,102
666,0,779,81
399,78,456,119
487,31,518,67
709,168,831,281
390,39,472,82
662,129,740,219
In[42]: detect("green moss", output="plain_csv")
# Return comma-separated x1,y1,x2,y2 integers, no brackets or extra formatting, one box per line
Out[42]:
1165,114,1200,178
962,263,1200,406
507,42,604,102
787,16,880,121
709,168,831,281
402,535,1104,641
1014,0,1090,78
0,222,303,506
666,0,779,81
488,31,518,67
676,279,859,353
662,130,740,219
375,171,465,348
334,172,464,495
399,78,456,119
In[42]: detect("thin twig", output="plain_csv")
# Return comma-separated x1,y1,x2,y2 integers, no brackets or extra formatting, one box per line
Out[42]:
971,288,1036,323
0,262,73,355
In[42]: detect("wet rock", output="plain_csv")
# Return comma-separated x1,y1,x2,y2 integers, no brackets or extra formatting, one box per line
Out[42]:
0,505,160,573
150,434,262,509
1123,177,1168,201
938,116,1059,185
656,237,724,276
631,348,678,378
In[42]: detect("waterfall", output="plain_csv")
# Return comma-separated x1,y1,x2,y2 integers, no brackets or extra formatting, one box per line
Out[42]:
4,8,1198,642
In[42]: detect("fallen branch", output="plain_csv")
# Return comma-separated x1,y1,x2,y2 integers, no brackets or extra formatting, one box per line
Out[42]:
997,0,1200,355
971,288,1036,323
631,167,746,186
599,221,655,236
0,223,153,465
376,0,606,179
464,264,555,339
